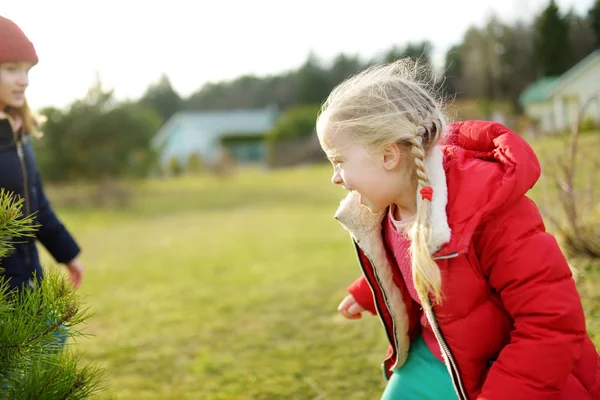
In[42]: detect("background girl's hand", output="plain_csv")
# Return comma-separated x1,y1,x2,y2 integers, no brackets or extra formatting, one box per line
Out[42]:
338,294,366,319
65,257,84,288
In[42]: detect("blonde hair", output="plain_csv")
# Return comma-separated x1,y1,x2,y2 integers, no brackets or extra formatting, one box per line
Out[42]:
317,58,448,305
5,99,41,139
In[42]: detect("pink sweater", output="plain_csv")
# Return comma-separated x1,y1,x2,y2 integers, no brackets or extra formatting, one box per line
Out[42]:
382,207,444,363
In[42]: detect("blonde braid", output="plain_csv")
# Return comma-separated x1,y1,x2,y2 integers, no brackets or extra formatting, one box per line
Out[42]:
408,127,443,306
409,132,428,186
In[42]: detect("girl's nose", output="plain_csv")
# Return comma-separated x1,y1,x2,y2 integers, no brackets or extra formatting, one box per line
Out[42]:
17,71,29,87
331,171,343,185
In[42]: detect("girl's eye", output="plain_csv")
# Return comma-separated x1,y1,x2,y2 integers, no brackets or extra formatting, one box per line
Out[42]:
1,64,29,73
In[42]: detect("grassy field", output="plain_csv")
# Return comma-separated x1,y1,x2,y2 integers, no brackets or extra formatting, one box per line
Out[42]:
39,133,599,400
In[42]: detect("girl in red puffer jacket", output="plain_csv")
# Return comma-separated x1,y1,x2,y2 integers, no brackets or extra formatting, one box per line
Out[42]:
316,58,600,400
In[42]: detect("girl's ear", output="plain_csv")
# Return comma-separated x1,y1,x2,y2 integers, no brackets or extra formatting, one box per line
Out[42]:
382,143,403,171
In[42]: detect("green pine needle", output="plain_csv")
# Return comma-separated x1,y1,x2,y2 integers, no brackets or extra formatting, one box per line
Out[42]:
0,190,106,399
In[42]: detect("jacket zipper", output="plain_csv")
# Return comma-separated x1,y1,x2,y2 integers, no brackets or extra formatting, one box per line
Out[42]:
16,140,31,216
16,139,32,268
352,239,469,399
352,241,400,370
423,298,469,400
428,252,469,400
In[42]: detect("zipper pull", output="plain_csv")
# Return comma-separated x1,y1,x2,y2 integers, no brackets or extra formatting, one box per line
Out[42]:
432,252,460,261
16,141,23,158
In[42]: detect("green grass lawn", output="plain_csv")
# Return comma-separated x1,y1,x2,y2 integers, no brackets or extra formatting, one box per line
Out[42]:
39,133,599,399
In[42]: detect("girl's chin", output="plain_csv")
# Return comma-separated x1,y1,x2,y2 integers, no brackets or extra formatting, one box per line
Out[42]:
6,99,25,108
359,197,384,213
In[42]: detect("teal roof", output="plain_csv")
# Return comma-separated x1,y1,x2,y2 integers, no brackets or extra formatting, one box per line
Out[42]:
518,77,560,106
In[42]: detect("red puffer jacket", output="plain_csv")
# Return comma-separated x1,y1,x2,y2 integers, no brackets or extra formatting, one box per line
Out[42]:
335,120,600,400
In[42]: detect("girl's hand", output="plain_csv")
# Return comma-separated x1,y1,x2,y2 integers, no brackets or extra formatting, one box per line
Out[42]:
338,294,366,319
65,257,84,288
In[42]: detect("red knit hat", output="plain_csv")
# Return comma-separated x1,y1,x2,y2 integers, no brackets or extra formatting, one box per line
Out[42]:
0,16,38,65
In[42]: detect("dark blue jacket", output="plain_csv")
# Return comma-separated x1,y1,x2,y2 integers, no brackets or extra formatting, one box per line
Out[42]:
0,118,80,292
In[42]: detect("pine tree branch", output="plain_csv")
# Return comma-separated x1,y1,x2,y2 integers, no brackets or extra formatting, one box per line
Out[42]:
58,371,87,400
30,280,71,319
0,303,77,351
34,370,61,399
0,188,39,261
0,190,105,399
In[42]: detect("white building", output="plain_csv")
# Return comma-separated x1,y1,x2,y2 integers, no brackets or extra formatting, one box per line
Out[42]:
151,107,279,166
519,50,600,134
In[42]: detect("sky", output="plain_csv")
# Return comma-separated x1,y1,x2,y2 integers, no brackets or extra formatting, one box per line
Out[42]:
3,0,595,111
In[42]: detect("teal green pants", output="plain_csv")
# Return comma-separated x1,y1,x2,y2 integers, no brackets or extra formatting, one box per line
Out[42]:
381,335,458,400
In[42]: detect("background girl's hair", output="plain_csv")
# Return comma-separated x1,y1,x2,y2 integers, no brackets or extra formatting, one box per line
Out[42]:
5,100,41,139
317,58,449,305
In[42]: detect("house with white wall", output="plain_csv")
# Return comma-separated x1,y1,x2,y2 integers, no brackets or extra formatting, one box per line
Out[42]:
151,107,279,168
519,50,600,134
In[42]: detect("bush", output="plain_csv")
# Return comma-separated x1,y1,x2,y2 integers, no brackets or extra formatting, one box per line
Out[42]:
167,156,184,177
36,84,162,183
265,105,321,166
186,152,205,174
265,105,320,144
579,116,598,133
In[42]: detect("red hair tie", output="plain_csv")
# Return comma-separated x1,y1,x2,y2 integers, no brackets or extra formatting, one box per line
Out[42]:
420,186,433,201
